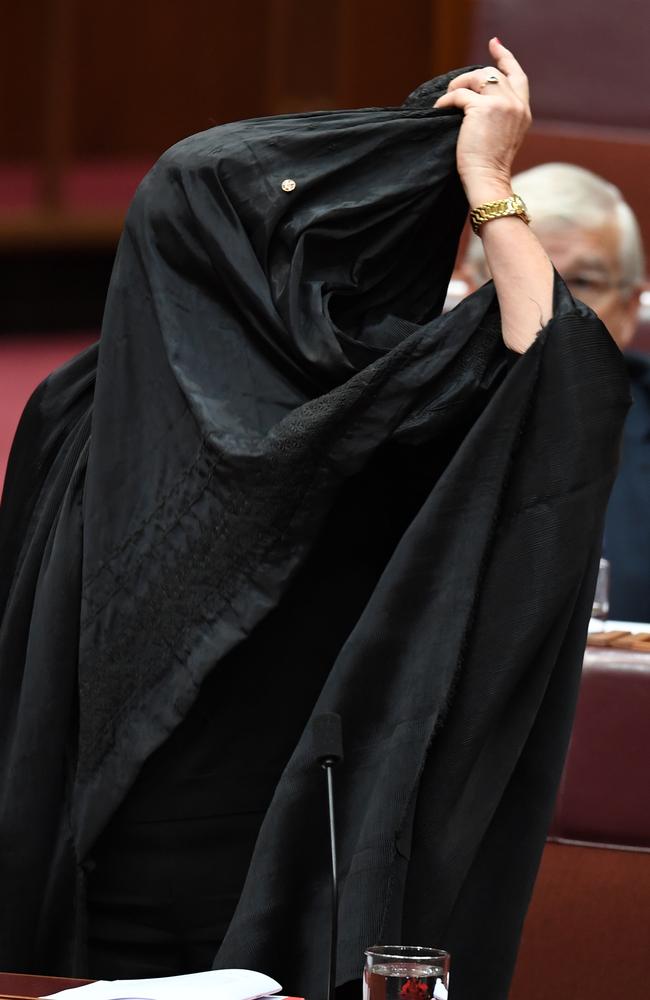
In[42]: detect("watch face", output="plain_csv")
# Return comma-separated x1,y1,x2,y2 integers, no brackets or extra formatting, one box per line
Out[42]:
516,196,530,223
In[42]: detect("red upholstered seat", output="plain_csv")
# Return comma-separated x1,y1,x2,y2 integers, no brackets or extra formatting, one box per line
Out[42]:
550,649,650,848
0,160,151,214
509,648,650,999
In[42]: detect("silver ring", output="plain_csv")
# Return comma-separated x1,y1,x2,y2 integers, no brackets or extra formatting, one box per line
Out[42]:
481,74,500,89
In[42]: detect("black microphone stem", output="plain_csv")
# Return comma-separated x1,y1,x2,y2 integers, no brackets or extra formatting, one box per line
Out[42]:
324,758,338,1000
312,712,343,1000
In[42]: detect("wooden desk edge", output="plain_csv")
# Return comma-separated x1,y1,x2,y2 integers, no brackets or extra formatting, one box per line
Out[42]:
0,993,45,999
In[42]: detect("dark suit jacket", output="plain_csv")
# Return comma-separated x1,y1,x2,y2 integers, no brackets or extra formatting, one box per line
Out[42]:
605,351,650,622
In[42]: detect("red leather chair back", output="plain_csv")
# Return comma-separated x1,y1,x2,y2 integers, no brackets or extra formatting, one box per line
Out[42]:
509,649,650,998
550,650,650,848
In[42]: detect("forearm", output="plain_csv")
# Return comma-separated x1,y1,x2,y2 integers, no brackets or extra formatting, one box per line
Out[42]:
476,188,554,353
433,38,554,353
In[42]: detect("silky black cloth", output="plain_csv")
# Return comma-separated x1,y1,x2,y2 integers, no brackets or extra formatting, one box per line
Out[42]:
0,70,630,1000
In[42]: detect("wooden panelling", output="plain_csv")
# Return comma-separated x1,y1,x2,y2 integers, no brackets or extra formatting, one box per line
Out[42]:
431,0,477,76
1,1,271,160
0,0,475,251
67,0,474,153
73,0,271,156
266,0,341,113
3,1,474,161
0,5,51,157
337,0,433,108
41,0,77,207
266,0,438,114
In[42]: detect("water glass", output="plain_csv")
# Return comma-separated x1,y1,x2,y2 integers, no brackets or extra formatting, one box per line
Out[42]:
364,945,450,1000
591,557,610,623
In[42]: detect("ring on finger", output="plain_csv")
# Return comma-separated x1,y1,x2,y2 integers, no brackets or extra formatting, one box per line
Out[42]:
479,74,501,90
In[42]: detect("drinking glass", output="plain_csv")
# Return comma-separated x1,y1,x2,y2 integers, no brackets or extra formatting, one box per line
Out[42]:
364,945,450,1000
591,557,610,624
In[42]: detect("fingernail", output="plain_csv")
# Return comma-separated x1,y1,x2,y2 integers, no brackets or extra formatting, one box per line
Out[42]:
495,36,504,45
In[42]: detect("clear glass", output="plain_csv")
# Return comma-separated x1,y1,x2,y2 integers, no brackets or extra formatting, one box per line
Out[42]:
591,557,610,624
364,945,451,1000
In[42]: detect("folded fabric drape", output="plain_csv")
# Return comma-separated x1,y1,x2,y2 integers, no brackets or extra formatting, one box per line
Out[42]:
0,69,630,1000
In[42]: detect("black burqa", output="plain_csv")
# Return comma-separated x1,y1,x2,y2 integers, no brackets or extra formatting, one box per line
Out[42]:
0,71,630,999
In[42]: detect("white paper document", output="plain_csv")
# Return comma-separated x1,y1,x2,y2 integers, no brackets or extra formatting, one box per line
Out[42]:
588,618,650,633
43,967,282,1000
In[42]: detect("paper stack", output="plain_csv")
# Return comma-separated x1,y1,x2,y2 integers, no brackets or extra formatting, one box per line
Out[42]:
42,968,285,1000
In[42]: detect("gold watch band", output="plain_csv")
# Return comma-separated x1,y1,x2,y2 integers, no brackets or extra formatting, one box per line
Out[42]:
469,193,530,235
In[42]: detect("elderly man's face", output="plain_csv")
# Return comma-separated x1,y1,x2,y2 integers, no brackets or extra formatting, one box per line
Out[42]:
463,215,641,350
535,217,640,350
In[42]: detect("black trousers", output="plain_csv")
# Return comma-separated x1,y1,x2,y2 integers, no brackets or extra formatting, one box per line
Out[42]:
86,808,265,979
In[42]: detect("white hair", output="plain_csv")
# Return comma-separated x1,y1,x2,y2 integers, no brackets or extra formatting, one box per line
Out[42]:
466,162,646,287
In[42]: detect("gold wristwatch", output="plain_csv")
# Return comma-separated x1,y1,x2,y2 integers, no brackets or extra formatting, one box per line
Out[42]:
469,193,530,235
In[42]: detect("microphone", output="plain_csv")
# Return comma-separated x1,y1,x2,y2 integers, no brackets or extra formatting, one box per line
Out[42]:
313,711,344,768
312,713,343,1000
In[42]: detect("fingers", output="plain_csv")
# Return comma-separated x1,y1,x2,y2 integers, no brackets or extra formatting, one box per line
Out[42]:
488,36,529,103
432,40,532,142
433,84,531,131
433,88,482,111
447,67,506,94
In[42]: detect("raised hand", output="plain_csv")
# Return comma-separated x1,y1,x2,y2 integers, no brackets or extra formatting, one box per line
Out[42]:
434,37,532,208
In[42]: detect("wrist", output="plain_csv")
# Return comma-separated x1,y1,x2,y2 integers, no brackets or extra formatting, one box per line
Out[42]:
461,169,514,209
466,181,514,209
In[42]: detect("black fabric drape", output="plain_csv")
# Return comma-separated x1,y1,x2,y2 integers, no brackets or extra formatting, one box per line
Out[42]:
0,70,630,1000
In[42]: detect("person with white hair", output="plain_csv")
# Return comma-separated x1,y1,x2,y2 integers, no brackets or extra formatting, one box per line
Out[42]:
463,162,650,622
464,163,645,351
